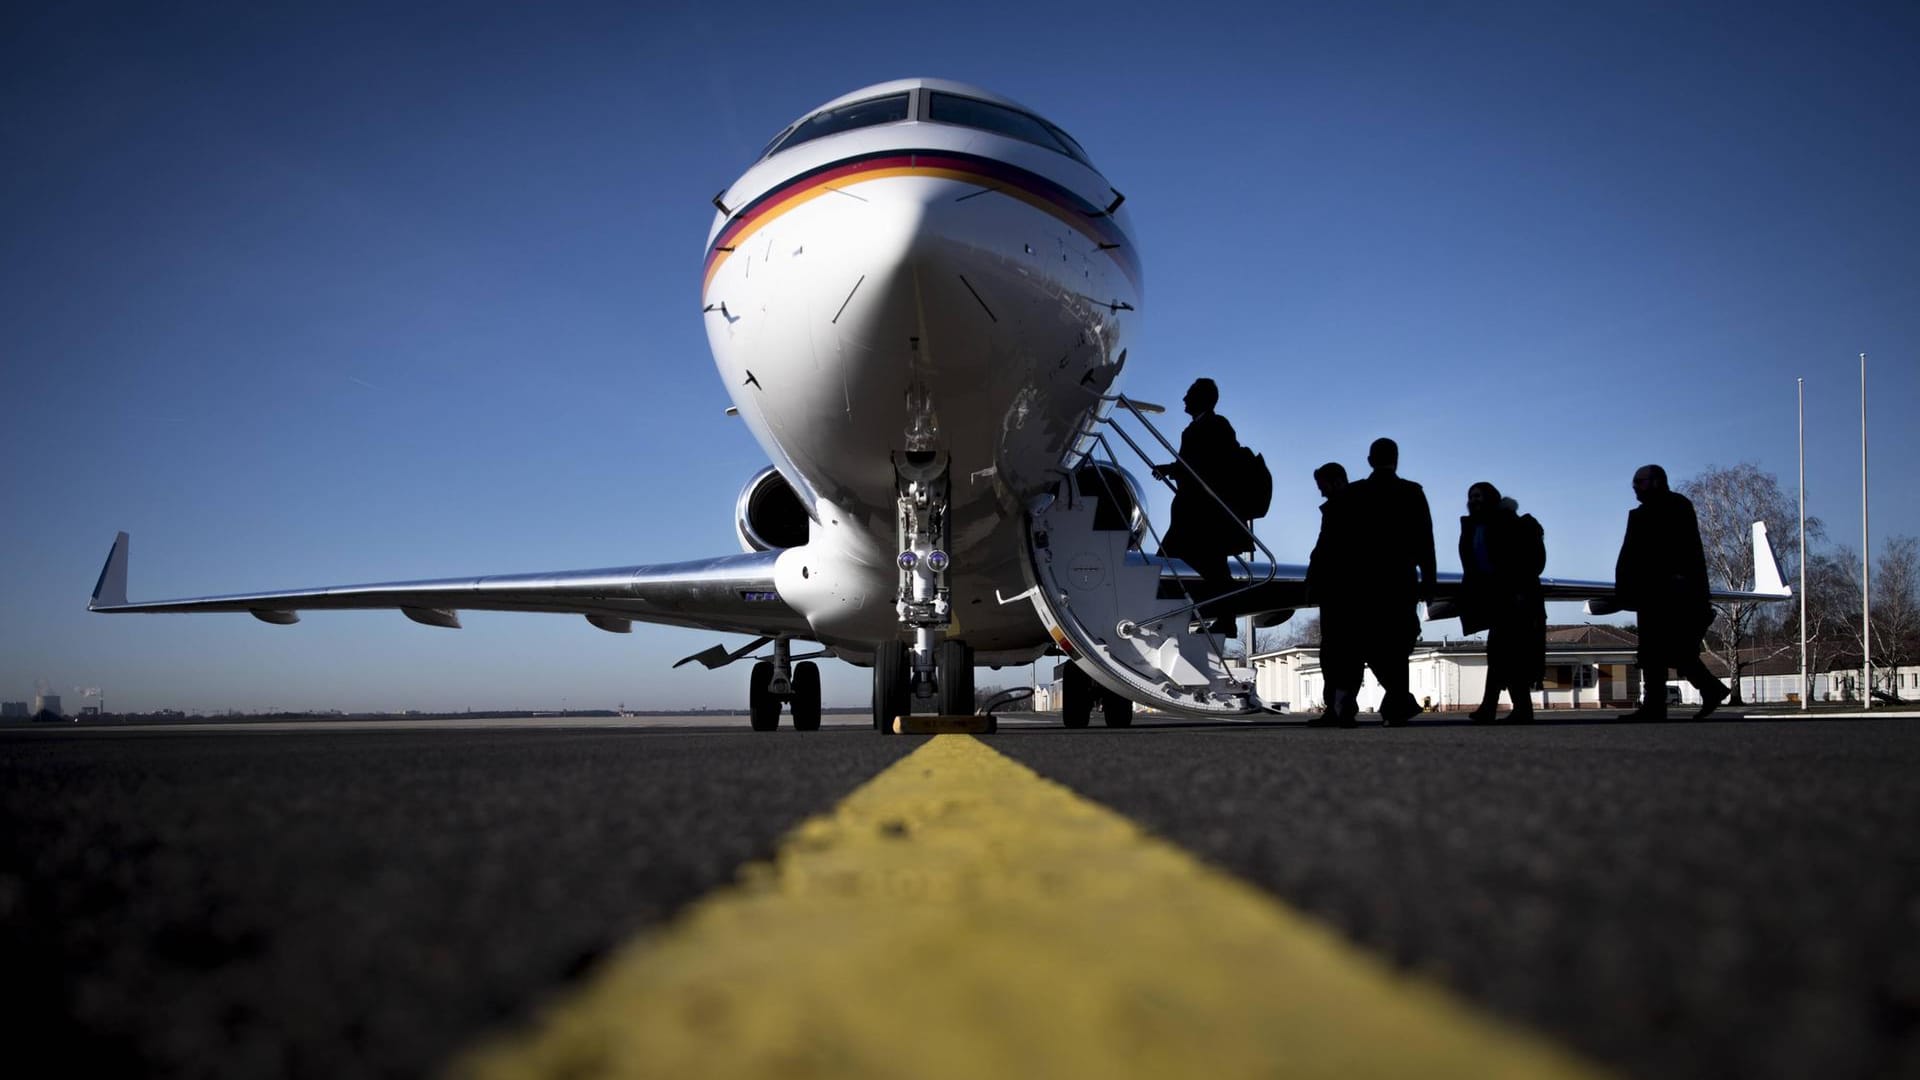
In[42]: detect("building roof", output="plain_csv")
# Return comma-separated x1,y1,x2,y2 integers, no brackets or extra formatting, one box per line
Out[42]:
1543,624,1639,647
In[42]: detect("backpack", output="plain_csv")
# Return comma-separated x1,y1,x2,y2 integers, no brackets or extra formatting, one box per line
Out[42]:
1227,445,1272,522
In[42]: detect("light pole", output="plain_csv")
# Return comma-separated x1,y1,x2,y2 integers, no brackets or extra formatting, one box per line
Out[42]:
1861,353,1871,709
1798,377,1807,711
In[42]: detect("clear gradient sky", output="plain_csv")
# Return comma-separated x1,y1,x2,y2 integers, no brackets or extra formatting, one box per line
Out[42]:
4,2,1915,713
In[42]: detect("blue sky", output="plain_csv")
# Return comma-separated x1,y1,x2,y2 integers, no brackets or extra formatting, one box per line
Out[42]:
3,1,1915,712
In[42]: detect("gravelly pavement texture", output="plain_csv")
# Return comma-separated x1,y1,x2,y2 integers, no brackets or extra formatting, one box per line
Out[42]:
4,716,1917,1079
995,715,1920,1080
0,727,914,1079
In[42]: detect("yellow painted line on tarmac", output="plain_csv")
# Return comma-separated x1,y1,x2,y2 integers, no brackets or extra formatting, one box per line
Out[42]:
452,735,1612,1079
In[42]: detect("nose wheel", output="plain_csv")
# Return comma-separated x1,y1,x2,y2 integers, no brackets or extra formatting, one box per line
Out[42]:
937,639,975,716
873,640,910,733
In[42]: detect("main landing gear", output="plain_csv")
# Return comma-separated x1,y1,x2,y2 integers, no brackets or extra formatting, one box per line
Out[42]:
747,637,821,732
1059,662,1133,729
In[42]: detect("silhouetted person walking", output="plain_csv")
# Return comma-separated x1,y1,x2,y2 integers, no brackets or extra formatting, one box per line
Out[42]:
1457,482,1546,724
1614,464,1730,721
1307,462,1361,727
1154,378,1246,631
1347,437,1435,725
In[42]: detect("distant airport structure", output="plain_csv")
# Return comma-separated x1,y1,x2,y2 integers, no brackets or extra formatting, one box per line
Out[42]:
1026,624,1916,714
2,701,27,718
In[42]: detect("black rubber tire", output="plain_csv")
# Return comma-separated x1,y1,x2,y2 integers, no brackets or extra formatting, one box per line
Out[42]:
937,639,975,717
873,641,910,733
1100,687,1134,728
790,661,822,732
749,661,780,731
1061,662,1093,729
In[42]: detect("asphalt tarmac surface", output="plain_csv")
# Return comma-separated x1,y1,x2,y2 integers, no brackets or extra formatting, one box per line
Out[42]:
4,713,1917,1079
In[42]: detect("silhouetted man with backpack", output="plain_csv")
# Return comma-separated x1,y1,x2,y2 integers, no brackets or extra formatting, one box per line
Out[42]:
1154,378,1265,633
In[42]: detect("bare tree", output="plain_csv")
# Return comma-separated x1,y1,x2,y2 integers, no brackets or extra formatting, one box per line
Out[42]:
1680,463,1822,703
1804,534,1912,699
1873,537,1920,690
1791,550,1860,700
1253,613,1320,655
1819,537,1920,699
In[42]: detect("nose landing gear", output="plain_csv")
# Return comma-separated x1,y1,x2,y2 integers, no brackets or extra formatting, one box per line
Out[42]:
873,447,974,732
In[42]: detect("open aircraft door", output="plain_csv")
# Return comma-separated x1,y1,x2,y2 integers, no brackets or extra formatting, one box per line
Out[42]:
1019,472,1271,720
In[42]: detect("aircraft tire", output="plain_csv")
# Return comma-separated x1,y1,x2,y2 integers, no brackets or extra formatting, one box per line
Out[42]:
873,640,909,733
749,661,780,731
1100,687,1134,728
1061,662,1093,729
790,661,822,731
937,639,975,717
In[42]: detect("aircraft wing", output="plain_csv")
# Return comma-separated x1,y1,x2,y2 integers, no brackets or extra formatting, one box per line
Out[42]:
86,532,810,638
1186,522,1793,620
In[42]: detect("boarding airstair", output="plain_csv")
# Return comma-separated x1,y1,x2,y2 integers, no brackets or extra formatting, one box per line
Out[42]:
1017,396,1281,720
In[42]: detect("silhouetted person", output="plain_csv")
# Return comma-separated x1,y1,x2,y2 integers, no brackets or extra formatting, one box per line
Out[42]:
1307,462,1361,727
1346,437,1436,725
1615,464,1730,721
1154,378,1245,631
1457,482,1547,724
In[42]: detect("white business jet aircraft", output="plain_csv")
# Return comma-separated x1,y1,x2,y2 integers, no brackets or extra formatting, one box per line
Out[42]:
89,78,1792,730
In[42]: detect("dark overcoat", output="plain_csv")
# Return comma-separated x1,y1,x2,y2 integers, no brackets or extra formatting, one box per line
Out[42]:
1614,490,1714,662
1347,472,1437,606
1308,492,1362,607
1457,508,1547,636
1459,506,1548,684
1158,412,1248,561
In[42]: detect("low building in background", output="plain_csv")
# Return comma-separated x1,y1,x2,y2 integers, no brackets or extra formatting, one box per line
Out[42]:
33,693,62,718
1,701,27,718
1026,625,1912,714
1253,625,1641,714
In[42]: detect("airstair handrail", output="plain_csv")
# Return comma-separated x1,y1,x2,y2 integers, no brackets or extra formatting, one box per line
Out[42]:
1083,394,1280,632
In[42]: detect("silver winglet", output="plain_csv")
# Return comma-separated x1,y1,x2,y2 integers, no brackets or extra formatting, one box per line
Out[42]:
89,532,130,610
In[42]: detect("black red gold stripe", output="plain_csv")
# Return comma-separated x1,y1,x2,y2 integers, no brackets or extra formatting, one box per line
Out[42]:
701,149,1141,293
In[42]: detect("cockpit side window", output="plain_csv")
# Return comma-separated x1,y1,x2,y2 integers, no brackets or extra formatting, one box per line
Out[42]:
1043,122,1092,166
757,127,794,159
927,92,1093,168
767,93,911,157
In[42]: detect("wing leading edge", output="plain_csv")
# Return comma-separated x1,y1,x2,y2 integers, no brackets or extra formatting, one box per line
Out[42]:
87,532,809,638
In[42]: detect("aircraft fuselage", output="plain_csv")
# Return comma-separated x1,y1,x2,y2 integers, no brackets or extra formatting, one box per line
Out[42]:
700,80,1141,659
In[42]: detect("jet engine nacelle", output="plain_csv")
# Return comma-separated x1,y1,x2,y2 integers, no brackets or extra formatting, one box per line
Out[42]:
1073,462,1149,549
735,465,812,552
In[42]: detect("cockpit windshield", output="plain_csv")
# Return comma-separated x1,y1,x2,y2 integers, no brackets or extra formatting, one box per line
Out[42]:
927,92,1093,168
767,93,911,157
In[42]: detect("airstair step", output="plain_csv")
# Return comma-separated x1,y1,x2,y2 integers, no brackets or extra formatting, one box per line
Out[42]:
1021,470,1267,719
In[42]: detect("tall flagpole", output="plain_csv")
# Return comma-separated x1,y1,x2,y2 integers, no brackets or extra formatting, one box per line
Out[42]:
1799,377,1808,710
1862,353,1871,709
